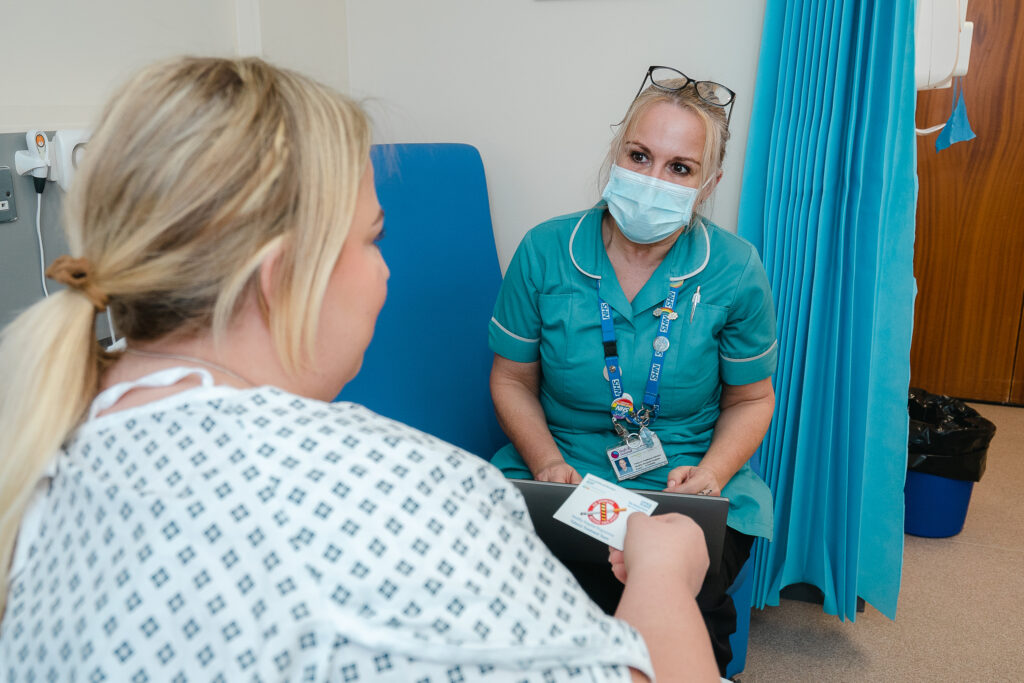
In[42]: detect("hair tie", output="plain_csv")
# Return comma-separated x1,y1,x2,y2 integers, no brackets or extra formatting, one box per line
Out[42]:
45,256,109,312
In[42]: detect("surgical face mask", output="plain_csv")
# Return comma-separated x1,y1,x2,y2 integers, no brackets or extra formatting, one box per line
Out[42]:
601,164,701,244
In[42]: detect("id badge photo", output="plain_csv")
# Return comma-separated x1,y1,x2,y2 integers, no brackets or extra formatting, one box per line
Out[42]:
607,428,668,481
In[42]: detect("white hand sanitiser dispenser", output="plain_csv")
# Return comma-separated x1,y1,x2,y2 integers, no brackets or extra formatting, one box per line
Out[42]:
14,131,50,187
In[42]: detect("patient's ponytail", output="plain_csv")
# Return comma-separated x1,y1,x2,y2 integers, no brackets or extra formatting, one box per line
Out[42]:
0,290,104,616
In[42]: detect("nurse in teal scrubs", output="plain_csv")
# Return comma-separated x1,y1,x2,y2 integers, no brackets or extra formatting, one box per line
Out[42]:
488,66,777,676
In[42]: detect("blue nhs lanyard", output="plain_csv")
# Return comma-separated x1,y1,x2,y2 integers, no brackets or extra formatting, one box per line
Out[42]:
598,279,685,426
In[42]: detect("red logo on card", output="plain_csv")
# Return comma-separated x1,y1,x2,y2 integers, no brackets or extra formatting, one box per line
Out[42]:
585,498,626,525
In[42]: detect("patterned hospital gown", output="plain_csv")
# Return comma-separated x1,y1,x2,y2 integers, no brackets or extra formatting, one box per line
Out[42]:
1,376,653,681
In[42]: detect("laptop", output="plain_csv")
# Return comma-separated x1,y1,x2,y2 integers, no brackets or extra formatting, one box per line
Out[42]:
511,479,729,575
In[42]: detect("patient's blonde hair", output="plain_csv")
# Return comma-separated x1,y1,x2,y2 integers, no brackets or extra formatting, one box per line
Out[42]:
0,57,370,614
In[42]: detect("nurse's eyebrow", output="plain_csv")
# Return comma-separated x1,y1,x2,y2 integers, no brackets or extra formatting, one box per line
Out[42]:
625,140,702,167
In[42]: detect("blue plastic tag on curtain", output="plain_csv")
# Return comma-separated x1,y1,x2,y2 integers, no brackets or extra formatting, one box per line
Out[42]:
935,78,976,151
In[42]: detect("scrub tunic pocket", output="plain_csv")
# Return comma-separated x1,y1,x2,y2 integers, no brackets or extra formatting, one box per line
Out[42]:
561,296,620,433
537,292,574,405
661,301,728,415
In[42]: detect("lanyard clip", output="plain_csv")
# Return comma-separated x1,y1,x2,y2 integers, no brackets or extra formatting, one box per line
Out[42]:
636,407,653,426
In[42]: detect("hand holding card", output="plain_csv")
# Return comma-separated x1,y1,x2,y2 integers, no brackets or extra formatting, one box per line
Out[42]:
552,474,658,550
608,513,710,595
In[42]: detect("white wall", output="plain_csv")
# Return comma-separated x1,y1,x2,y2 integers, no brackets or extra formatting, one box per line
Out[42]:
0,1,237,132
259,0,349,92
0,0,351,328
1,0,766,270
346,0,767,269
0,0,350,133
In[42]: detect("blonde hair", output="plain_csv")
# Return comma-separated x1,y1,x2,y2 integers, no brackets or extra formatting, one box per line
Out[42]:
0,57,370,614
601,78,731,216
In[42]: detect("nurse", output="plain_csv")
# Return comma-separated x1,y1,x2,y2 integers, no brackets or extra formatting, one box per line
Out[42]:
489,65,777,675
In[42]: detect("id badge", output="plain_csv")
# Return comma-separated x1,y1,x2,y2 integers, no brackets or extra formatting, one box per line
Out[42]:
607,428,668,481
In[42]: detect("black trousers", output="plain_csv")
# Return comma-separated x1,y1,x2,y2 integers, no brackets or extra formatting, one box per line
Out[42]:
563,528,755,677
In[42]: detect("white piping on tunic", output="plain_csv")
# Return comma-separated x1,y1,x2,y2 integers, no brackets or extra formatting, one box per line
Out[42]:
721,339,778,363
669,218,711,282
490,317,539,343
568,211,602,280
569,210,712,283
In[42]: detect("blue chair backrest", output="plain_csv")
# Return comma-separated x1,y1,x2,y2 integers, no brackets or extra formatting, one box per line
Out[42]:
337,143,507,460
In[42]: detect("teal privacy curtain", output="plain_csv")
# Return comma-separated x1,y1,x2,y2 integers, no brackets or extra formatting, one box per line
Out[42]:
737,0,917,621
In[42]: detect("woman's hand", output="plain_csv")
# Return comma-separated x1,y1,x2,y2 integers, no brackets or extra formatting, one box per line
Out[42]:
534,460,582,484
663,464,723,497
609,512,708,596
614,512,718,682
491,355,583,482
675,378,773,498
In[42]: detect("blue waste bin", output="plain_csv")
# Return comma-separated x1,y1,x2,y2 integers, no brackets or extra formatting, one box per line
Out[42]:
904,388,995,538
904,470,974,538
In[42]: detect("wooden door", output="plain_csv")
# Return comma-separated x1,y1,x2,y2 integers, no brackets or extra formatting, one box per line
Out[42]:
911,0,1024,404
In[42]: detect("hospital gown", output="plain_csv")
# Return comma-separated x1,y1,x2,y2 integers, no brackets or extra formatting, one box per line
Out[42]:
1,377,652,681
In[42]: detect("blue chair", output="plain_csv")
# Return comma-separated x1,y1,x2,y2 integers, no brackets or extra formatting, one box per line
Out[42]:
725,449,763,679
337,143,508,461
726,555,754,678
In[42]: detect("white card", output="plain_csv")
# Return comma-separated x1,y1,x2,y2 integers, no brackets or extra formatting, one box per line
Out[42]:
552,474,658,550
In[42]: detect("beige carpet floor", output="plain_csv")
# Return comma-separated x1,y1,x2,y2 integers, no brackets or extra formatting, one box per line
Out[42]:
740,402,1024,682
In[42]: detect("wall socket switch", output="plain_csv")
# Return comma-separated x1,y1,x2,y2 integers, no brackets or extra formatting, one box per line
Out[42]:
0,167,17,223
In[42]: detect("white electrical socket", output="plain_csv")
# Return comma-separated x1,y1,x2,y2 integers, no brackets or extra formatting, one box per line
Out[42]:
51,129,90,192
0,167,17,222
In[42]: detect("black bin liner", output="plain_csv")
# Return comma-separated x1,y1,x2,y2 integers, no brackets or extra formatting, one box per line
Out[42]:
907,387,996,482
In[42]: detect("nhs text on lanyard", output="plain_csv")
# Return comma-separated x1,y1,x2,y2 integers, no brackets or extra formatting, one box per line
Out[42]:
599,280,686,481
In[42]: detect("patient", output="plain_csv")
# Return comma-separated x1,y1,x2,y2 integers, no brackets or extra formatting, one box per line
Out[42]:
0,57,718,681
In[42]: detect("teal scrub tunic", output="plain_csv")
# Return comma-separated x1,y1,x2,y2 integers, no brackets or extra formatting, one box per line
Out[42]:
489,206,778,539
